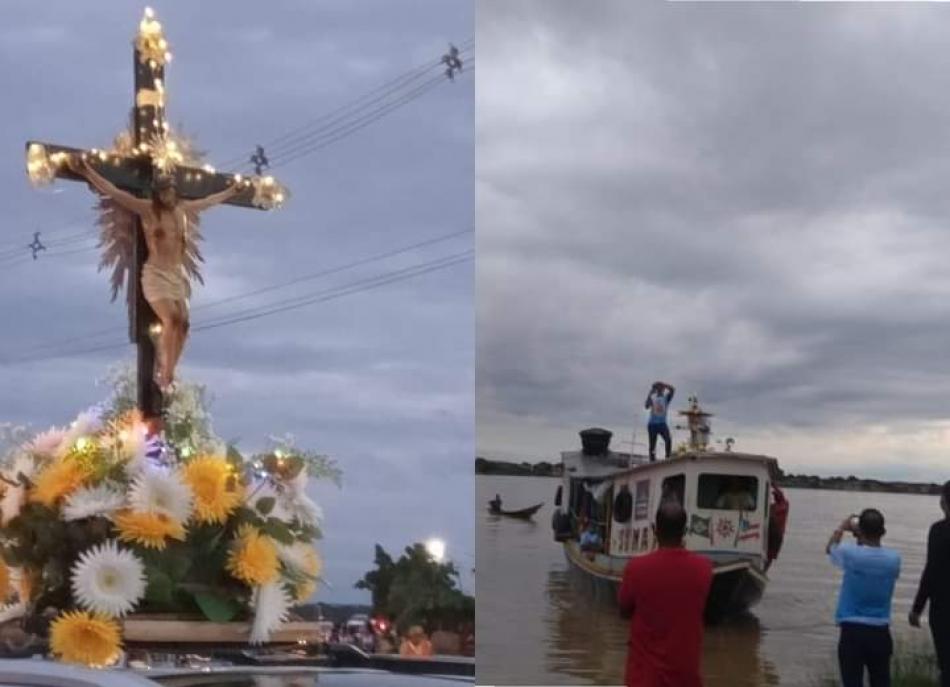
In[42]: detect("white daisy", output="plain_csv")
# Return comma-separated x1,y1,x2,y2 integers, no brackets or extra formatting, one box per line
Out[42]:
129,468,194,522
275,541,313,573
0,453,35,525
71,540,146,618
62,484,127,521
286,471,323,528
27,426,66,459
62,408,104,451
249,581,292,645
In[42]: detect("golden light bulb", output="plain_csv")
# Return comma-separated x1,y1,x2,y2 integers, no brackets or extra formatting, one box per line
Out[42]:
75,437,90,451
263,176,274,186
234,173,243,182
149,322,163,335
144,7,155,19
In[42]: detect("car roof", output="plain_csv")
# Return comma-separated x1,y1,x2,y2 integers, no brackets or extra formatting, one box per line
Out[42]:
0,659,160,687
0,660,474,687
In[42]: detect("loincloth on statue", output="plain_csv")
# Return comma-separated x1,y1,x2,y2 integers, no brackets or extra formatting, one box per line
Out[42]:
141,263,191,306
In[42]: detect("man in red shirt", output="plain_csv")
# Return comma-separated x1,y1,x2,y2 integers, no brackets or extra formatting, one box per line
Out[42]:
618,501,713,687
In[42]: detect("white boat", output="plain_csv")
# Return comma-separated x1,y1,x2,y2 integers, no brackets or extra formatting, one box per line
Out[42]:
550,398,784,621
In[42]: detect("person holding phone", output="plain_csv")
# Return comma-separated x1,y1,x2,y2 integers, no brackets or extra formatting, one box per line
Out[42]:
826,509,901,687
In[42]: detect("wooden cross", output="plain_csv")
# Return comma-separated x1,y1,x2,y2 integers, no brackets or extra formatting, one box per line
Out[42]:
25,8,283,425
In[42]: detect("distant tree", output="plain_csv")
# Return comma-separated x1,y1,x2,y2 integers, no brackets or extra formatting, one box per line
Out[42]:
355,544,396,611
355,542,474,633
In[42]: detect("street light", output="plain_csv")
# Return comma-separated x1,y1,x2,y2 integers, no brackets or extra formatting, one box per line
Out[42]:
425,537,446,562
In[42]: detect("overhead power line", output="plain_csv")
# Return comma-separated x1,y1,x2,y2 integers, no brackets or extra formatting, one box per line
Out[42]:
3,228,471,358
1,247,472,367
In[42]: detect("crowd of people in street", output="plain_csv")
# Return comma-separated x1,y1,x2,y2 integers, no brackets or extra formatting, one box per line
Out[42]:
330,620,474,658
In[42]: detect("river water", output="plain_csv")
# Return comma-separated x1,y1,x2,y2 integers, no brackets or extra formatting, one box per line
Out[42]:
476,475,940,686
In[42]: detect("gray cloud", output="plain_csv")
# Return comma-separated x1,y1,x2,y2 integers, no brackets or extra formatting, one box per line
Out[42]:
477,1,950,480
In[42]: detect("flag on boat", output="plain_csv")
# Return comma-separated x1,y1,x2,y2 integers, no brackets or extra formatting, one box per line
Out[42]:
735,512,761,545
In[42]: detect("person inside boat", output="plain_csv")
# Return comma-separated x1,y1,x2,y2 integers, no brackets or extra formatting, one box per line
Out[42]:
714,476,756,510
489,494,502,513
645,381,675,461
579,520,603,553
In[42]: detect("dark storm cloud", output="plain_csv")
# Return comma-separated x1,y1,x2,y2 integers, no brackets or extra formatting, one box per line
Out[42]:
1,0,473,601
477,1,950,478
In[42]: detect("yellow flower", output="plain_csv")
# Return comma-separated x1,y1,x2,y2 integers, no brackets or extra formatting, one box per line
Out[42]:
0,559,10,602
15,567,33,603
182,456,243,524
294,547,322,601
29,459,89,508
114,510,186,550
227,525,279,586
49,610,121,667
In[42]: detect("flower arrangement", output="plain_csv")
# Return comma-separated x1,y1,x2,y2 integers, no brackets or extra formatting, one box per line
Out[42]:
0,366,340,667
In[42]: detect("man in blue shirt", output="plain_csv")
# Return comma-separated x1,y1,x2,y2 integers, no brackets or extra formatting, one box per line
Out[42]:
644,381,675,461
826,508,902,687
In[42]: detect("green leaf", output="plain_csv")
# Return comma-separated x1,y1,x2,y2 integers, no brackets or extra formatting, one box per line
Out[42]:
193,590,241,623
262,518,294,545
166,551,193,582
255,497,275,516
145,570,174,606
296,524,322,542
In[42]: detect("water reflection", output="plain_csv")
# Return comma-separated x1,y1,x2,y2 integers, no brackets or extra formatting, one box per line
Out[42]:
543,568,779,686
478,476,937,686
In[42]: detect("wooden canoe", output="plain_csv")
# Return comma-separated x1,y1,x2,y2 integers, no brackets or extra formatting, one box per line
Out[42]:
488,502,543,520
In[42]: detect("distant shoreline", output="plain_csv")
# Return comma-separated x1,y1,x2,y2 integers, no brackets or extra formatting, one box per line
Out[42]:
474,457,944,495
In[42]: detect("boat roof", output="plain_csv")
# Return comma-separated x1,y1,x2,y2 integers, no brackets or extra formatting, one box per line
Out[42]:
561,449,779,482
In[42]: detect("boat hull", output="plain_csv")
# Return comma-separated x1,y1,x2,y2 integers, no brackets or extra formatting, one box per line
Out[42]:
563,542,766,623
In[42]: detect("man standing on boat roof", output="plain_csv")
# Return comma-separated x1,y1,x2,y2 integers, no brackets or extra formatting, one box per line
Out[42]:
645,381,675,461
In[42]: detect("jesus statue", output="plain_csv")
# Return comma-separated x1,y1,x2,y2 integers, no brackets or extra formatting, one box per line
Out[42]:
69,155,240,389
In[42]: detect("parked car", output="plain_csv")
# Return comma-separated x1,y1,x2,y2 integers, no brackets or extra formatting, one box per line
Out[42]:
0,649,475,687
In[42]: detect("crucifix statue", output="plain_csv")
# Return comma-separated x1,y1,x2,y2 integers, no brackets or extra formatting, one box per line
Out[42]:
25,8,286,428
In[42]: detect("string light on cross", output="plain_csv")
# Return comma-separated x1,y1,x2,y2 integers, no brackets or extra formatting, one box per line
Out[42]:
24,7,288,428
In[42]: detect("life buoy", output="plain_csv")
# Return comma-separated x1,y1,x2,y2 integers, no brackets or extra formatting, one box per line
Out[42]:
613,486,633,523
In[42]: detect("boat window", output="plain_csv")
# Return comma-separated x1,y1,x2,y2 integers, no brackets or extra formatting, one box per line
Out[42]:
613,485,633,523
697,474,758,510
634,480,650,520
661,474,685,506
555,485,563,507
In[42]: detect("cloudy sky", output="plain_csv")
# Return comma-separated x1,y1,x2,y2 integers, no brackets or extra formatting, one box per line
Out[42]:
1,1,473,602
477,1,950,482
